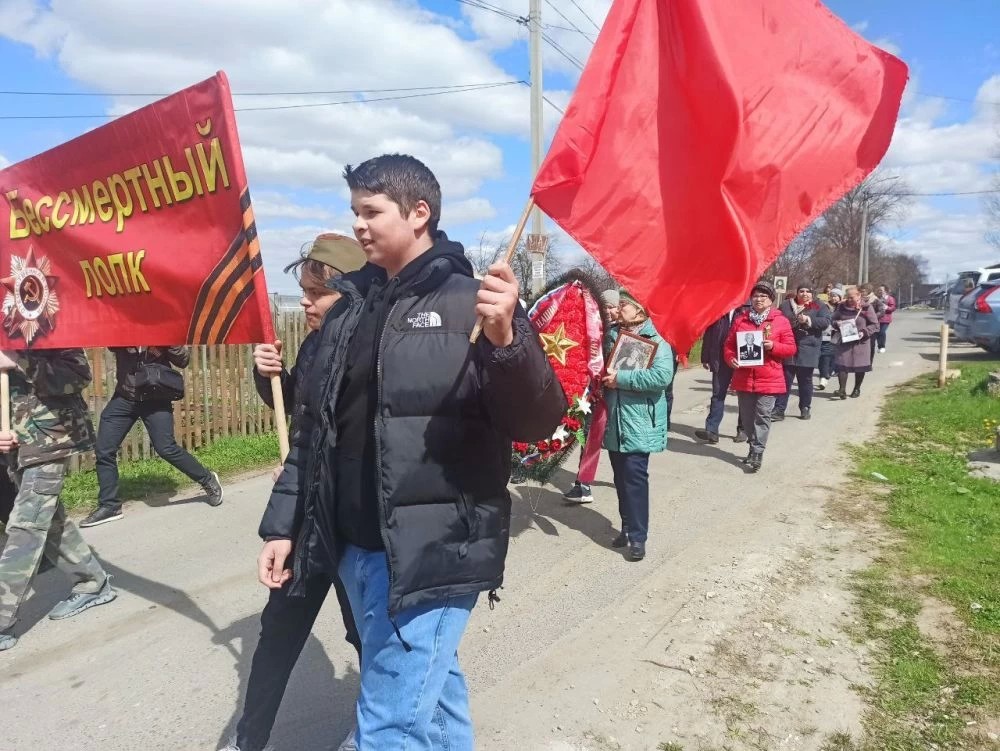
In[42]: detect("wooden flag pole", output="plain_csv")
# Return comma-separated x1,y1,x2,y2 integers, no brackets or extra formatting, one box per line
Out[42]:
270,374,290,461
1,370,9,433
469,196,536,344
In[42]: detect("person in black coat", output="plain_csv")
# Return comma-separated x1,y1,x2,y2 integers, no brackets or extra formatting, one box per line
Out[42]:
81,346,222,527
695,305,747,443
773,285,832,420
255,155,565,749
225,233,367,751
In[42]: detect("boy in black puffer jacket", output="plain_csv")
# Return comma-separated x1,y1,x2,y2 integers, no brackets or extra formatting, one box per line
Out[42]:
256,154,565,750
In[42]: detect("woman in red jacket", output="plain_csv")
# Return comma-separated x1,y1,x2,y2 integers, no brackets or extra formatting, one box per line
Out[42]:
723,281,797,472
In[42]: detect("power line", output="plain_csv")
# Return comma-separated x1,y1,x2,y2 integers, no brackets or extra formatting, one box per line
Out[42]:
454,0,524,22
540,31,585,70
517,80,566,114
894,189,1000,197
0,81,524,120
0,80,523,98
543,0,595,42
543,94,566,114
565,0,601,32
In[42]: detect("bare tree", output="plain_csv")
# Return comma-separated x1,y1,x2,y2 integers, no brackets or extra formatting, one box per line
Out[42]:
765,170,919,288
467,233,566,301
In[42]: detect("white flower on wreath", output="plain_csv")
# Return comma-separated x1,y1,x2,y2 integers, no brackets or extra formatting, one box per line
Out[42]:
552,424,570,442
575,395,592,415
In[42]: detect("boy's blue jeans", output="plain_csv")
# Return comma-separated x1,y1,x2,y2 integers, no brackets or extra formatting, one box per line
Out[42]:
338,544,478,750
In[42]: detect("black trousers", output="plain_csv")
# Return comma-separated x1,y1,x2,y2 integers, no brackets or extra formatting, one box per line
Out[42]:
609,451,651,543
236,573,361,751
96,395,210,507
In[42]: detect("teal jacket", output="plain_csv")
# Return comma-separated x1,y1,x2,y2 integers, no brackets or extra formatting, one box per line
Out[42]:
602,320,674,454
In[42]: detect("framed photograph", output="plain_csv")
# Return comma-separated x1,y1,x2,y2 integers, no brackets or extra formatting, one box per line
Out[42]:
736,330,765,366
837,318,861,343
608,330,658,371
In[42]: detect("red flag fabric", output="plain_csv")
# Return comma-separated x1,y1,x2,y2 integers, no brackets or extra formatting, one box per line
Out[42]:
0,72,274,349
531,0,908,353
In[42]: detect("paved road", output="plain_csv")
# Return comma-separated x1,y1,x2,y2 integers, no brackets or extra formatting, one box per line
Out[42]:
0,312,986,750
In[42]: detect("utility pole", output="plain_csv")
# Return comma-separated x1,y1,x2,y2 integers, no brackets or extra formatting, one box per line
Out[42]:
527,0,548,300
857,203,868,286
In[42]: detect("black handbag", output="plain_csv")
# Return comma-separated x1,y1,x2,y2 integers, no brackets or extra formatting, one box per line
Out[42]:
134,361,185,402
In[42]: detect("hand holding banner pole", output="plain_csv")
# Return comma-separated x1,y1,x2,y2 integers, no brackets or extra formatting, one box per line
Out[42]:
469,197,535,344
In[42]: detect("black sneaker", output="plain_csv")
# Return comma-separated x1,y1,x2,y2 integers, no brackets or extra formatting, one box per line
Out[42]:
627,541,646,561
733,429,749,443
748,451,763,473
850,388,861,398
694,429,719,444
771,411,786,422
800,407,811,420
563,482,594,504
202,472,224,507
80,505,124,528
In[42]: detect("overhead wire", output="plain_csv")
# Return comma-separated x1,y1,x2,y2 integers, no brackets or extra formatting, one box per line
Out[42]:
0,81,524,120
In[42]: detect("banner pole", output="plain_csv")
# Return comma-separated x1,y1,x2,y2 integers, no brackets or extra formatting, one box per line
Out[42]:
469,196,535,344
270,374,290,461
1,371,9,433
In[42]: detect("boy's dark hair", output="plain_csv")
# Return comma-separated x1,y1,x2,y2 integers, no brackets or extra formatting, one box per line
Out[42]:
343,154,442,234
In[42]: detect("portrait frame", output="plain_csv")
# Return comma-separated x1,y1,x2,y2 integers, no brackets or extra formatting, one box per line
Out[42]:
736,330,765,367
837,318,861,343
608,329,658,371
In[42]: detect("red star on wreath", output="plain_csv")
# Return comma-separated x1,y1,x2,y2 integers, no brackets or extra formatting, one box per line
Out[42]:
2,246,60,345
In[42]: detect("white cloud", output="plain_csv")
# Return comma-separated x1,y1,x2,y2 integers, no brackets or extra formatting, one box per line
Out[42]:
0,0,530,231
446,197,497,226
0,152,10,169
251,192,335,222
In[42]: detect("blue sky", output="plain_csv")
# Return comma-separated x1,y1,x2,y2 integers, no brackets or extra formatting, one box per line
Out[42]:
1,0,998,294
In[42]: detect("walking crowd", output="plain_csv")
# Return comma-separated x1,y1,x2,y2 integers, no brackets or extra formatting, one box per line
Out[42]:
0,153,901,751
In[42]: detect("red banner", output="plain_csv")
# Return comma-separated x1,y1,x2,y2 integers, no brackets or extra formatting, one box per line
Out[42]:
0,71,274,349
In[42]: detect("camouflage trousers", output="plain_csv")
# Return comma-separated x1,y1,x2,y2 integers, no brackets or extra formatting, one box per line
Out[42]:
0,460,107,631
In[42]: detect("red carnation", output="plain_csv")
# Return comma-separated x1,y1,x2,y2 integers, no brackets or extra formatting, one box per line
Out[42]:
550,439,563,451
563,417,581,431
537,440,550,452
512,442,529,452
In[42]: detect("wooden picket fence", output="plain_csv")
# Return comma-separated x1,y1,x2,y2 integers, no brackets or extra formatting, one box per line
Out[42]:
72,310,308,471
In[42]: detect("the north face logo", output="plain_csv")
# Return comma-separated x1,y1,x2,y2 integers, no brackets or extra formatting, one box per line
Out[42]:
406,311,442,328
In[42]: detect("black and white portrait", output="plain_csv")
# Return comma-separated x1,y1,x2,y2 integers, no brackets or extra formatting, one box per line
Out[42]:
608,330,658,371
737,330,764,366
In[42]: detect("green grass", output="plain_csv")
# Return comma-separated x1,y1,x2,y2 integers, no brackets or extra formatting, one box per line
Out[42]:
847,361,1000,749
686,337,703,365
60,432,280,512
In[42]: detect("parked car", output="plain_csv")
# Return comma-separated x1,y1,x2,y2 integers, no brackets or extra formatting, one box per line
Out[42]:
946,266,1000,326
954,283,1000,354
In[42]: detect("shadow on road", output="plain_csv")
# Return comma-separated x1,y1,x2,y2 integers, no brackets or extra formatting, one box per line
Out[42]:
93,558,358,750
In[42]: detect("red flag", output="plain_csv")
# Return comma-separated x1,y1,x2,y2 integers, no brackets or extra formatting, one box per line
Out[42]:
0,72,274,349
531,0,908,352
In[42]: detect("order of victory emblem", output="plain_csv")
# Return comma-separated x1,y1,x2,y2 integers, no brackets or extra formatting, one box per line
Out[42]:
2,247,60,345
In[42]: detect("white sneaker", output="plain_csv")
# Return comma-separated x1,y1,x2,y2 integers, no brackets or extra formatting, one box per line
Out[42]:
337,726,359,751
878,347,886,353
818,377,828,390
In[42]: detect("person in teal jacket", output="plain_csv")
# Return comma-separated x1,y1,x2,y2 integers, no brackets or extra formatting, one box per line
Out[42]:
602,292,674,561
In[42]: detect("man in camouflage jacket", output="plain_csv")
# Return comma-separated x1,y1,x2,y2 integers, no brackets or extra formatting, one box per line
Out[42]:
0,348,117,652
